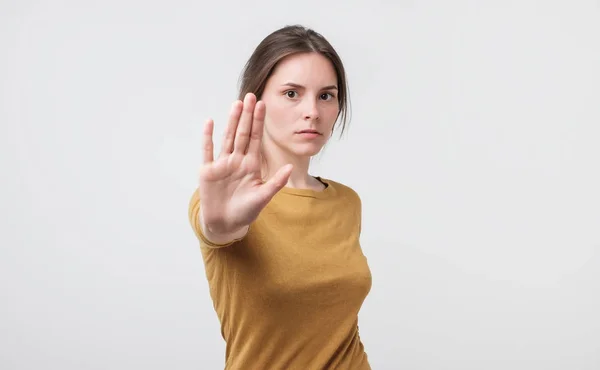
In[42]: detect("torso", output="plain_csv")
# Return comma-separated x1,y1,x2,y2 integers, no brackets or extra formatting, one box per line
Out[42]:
190,178,372,369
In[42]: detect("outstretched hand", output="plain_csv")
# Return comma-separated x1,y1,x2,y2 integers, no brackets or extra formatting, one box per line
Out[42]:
198,93,293,236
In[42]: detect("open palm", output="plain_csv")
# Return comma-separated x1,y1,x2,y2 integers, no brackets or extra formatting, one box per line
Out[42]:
198,93,293,236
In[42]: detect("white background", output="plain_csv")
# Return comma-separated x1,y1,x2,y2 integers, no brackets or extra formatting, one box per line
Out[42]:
1,0,599,369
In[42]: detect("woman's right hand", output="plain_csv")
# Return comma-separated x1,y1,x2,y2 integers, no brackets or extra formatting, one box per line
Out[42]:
197,93,293,240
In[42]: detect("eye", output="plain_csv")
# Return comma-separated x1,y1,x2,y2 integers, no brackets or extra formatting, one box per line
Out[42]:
285,90,298,98
320,92,335,101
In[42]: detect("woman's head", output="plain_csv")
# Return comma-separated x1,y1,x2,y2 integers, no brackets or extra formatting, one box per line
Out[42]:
238,25,350,159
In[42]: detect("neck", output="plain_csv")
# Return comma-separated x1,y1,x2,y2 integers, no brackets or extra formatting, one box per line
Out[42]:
261,140,320,190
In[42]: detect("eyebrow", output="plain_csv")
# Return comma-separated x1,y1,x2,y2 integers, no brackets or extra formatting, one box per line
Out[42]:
282,82,338,90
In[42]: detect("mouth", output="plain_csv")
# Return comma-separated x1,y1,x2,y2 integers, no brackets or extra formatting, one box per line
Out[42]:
297,129,322,135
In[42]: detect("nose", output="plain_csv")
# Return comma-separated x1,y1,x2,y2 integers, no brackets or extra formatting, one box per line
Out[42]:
303,98,320,121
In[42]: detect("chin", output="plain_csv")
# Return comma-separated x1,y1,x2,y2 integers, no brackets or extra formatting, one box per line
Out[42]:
290,143,325,157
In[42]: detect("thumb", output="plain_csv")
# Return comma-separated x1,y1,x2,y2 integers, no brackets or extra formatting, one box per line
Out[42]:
257,164,293,202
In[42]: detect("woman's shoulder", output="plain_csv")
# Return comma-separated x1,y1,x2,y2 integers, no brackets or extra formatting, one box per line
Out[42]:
320,177,362,203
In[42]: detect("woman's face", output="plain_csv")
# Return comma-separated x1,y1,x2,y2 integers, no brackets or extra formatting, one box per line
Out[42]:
260,52,340,158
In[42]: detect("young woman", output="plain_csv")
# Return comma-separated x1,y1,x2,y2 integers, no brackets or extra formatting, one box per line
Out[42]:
188,24,372,369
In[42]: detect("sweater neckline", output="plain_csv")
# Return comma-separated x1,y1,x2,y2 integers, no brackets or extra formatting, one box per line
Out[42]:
278,176,335,199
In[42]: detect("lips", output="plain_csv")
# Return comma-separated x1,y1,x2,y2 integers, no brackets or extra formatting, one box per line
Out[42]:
297,129,321,134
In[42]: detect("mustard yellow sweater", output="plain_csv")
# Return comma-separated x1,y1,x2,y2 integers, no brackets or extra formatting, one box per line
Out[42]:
188,177,372,369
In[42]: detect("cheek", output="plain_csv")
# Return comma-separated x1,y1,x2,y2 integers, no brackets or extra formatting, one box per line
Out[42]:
265,105,296,130
264,112,290,141
323,106,340,126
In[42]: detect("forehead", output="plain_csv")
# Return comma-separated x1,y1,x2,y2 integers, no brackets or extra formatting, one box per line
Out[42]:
268,52,337,86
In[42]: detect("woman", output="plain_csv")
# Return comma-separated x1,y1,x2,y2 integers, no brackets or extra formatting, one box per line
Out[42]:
188,24,372,369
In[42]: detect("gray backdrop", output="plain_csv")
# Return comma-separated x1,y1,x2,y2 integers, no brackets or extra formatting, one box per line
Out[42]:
1,0,599,369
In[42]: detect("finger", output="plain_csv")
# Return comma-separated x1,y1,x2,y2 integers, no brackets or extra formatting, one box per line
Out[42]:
219,100,243,158
202,119,214,164
246,100,265,155
233,93,256,154
257,164,293,203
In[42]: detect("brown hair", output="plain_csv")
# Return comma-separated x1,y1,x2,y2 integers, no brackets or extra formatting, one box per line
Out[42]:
237,24,351,137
